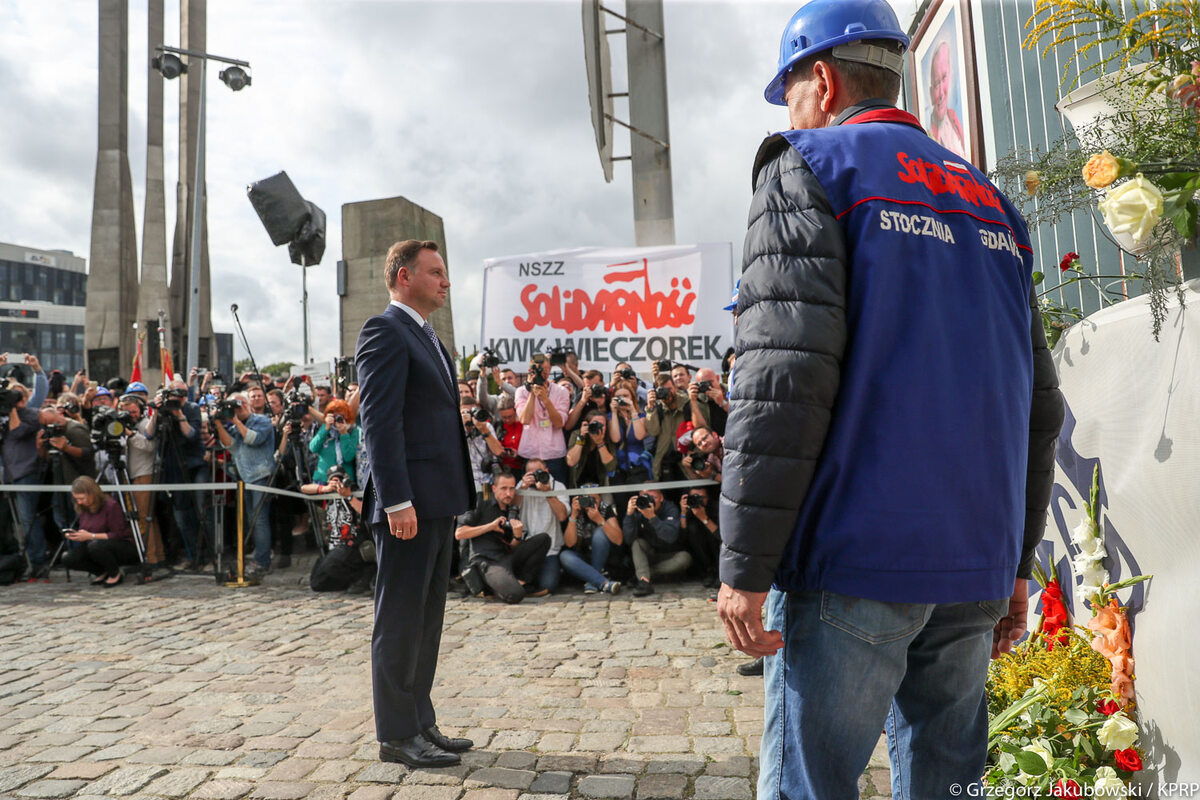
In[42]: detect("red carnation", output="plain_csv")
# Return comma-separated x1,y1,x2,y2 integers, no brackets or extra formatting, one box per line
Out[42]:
1114,748,1143,772
1097,698,1121,716
1060,252,1080,272
1052,779,1083,798
1039,580,1072,650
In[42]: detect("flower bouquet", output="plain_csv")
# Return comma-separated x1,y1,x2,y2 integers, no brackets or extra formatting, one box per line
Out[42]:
985,467,1152,795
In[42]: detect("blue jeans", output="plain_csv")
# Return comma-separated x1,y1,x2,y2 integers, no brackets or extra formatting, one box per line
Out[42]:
244,478,273,569
558,548,610,591
758,588,1007,800
172,464,212,563
587,527,613,575
12,473,46,567
538,553,562,592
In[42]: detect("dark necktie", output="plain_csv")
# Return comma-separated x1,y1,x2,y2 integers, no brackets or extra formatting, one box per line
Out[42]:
422,321,454,385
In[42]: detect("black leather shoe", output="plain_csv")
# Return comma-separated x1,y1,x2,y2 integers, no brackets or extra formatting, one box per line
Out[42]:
379,736,461,767
423,726,473,753
736,657,764,677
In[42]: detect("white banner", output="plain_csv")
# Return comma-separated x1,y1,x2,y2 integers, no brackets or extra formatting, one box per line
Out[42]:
1040,279,1199,789
479,244,735,374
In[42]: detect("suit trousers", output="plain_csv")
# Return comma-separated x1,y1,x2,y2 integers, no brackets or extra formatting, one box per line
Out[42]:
371,514,453,742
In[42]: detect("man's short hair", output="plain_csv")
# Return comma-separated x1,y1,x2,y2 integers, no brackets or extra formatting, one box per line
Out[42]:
267,388,284,404
790,39,905,104
494,470,517,486
583,369,604,382
385,239,439,290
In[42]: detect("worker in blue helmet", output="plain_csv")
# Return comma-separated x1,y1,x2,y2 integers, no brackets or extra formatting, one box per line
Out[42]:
716,2,1065,798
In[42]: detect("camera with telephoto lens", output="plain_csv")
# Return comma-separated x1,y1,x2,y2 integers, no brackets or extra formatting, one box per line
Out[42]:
90,406,135,452
586,419,605,436
532,469,550,485
479,348,501,369
213,398,241,422
615,367,636,380
688,452,708,471
548,345,570,367
654,359,672,373
470,406,491,423
0,387,22,417
635,493,654,510
155,387,188,412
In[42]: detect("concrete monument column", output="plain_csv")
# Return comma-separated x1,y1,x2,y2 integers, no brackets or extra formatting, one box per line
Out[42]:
137,0,169,388
86,0,140,382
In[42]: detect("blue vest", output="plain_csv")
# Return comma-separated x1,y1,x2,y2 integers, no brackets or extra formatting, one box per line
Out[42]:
775,112,1034,604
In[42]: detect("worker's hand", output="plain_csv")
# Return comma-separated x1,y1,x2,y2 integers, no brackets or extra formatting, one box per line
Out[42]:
717,585,783,658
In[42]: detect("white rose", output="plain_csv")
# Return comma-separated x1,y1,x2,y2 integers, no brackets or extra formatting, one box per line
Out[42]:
1098,174,1164,244
1016,739,1055,784
1093,766,1128,798
1098,713,1139,750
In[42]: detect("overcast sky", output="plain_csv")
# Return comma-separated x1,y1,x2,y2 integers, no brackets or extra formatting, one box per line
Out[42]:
0,0,915,367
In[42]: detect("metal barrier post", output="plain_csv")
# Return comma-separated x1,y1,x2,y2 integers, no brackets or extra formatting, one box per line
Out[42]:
224,481,258,588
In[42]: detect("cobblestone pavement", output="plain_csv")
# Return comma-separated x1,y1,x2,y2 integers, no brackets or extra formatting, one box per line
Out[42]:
0,567,891,799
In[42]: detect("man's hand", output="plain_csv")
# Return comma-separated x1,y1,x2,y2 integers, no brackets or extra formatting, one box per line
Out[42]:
521,472,535,489
687,382,701,404
571,497,583,517
532,384,549,402
717,585,783,658
510,519,524,539
992,578,1029,659
645,389,658,410
626,497,638,517
492,516,509,531
387,506,418,540
24,354,41,372
48,436,68,450
586,506,604,525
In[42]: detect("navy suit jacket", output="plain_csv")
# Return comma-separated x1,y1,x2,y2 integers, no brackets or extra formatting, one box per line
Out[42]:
355,304,475,522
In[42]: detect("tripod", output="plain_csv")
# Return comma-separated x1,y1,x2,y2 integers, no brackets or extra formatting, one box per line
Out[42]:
152,410,216,573
96,445,148,580
38,447,73,580
245,421,326,562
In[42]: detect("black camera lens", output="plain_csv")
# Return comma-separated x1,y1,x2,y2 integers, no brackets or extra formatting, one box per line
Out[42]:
689,453,707,470
578,495,595,510
589,384,606,398
470,406,491,423
587,420,605,435
695,380,712,393
687,493,706,507
616,367,636,380
655,360,672,372
635,494,654,510
533,469,550,485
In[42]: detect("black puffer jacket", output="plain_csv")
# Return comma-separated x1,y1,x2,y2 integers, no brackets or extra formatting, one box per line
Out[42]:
718,128,1064,594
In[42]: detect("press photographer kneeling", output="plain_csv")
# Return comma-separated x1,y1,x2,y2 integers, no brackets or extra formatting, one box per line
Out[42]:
624,489,688,597
562,485,622,595
61,476,138,586
302,465,373,594
455,471,550,603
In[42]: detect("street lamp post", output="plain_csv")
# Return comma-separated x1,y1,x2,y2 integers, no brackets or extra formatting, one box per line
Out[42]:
153,45,250,374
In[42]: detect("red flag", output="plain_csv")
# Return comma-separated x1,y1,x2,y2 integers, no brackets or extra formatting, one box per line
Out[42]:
130,335,144,384
160,348,174,388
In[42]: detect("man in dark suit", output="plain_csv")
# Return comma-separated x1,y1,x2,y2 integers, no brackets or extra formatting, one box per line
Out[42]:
356,239,476,768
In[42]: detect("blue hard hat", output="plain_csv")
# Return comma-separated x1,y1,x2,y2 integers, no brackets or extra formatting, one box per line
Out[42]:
764,0,910,106
127,381,149,394
724,279,741,313
94,386,113,397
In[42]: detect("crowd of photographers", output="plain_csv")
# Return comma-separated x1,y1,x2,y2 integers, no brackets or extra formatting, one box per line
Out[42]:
0,344,732,604
0,351,366,589
452,345,732,604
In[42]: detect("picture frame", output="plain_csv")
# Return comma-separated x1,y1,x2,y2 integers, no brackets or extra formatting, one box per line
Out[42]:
909,0,985,168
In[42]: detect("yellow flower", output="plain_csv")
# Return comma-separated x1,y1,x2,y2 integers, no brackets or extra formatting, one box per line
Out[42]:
1083,151,1121,188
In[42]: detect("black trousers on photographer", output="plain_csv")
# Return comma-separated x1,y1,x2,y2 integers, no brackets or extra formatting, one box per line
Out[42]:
63,539,139,577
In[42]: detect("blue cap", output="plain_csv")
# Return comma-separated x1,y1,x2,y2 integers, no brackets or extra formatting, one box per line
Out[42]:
94,387,113,397
764,0,909,106
127,381,149,394
723,279,741,312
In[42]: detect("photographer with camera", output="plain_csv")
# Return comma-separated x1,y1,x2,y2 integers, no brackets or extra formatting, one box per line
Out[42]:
274,396,320,564
266,389,285,425
310,399,360,485
60,476,138,586
84,387,116,424
459,396,504,493
302,465,372,594
643,373,690,482
112,394,166,571
469,350,518,415
607,384,653,487
681,426,723,483
515,458,569,592
610,362,649,404
455,470,550,603
214,392,276,576
561,484,623,594
1,379,47,572
0,353,49,408
565,372,609,432
567,409,617,489
686,368,729,435
515,354,570,486
624,489,688,597
679,486,721,590
145,380,208,569
491,395,524,474
37,404,96,546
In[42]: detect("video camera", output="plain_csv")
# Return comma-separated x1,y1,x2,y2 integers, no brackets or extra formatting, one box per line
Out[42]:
548,345,571,367
91,406,136,452
478,348,501,369
213,398,241,422
283,387,310,423
335,357,357,393
42,422,67,439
